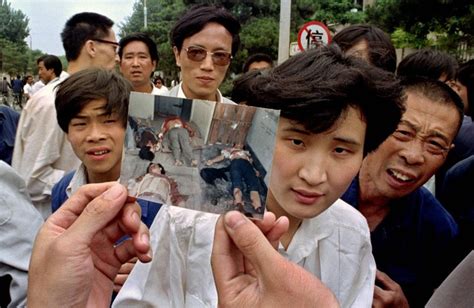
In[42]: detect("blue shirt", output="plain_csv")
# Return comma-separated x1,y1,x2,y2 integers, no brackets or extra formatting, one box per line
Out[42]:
341,178,459,307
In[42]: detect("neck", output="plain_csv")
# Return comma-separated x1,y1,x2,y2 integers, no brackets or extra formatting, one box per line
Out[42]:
86,167,120,184
134,82,154,93
357,175,391,231
182,84,219,102
266,191,301,250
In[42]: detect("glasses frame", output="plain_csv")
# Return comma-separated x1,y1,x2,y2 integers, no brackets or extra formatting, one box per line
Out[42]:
184,46,232,66
92,38,119,53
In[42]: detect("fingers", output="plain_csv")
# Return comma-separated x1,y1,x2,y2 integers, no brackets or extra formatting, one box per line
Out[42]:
221,211,281,275
253,212,289,249
48,182,116,230
375,269,396,290
113,258,138,293
65,184,128,244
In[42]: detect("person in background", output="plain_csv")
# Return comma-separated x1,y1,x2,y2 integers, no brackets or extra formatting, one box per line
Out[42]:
22,75,34,101
153,76,168,94
12,12,119,219
332,24,397,73
167,5,240,104
341,77,464,307
242,52,273,73
33,54,63,95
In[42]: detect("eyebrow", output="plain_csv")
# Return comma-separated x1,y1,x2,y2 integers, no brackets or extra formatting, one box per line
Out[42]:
73,107,110,119
281,127,363,146
399,120,451,144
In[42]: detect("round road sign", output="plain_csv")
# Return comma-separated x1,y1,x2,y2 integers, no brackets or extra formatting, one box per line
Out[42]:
297,21,331,51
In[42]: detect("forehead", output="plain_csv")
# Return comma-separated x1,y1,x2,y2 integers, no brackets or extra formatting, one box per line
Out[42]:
123,40,150,54
403,91,459,141
183,22,232,50
77,98,108,114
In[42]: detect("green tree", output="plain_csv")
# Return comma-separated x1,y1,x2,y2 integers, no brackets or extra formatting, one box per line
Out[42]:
366,0,473,54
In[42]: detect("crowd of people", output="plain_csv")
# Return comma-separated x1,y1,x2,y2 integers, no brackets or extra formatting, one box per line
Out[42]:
1,4,473,308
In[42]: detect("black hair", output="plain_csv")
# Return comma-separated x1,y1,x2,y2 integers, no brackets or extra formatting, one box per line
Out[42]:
170,5,241,56
231,69,263,104
397,49,458,81
332,24,396,73
456,60,474,118
55,68,132,133
36,55,47,64
154,76,164,84
118,32,159,63
61,12,114,61
40,55,63,77
146,162,166,174
242,53,273,73
245,45,404,155
401,76,465,133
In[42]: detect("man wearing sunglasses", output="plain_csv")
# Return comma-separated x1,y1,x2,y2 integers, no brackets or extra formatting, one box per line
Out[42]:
12,12,120,219
167,5,240,104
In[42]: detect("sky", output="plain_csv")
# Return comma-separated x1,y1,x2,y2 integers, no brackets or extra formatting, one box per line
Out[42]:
10,0,137,56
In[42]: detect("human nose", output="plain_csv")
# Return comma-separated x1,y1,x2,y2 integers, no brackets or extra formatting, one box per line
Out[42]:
200,53,214,71
86,123,106,142
400,139,425,165
297,154,328,186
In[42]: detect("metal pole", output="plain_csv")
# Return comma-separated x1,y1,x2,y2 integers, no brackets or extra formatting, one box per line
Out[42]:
144,0,148,29
278,0,291,64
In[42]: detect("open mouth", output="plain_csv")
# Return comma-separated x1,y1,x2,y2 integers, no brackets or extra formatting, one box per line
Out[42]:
388,169,415,183
88,149,110,156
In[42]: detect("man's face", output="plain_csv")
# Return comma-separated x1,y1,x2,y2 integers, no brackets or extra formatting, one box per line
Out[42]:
93,30,119,70
173,22,233,101
120,40,156,90
268,107,366,221
37,61,55,83
360,91,460,199
67,98,125,182
27,77,33,85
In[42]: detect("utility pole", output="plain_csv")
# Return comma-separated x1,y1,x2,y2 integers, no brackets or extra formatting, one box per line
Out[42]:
278,0,291,65
144,0,148,29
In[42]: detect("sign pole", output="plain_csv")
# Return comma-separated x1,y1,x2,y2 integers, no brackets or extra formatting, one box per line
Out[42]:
278,0,291,65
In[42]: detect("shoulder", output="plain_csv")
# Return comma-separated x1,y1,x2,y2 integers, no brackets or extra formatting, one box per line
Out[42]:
324,199,371,237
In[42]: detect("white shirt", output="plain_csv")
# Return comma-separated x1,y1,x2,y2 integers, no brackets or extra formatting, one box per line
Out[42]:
0,161,43,307
114,199,375,308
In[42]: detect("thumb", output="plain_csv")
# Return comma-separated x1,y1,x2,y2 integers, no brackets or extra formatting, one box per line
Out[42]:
65,183,128,243
223,211,281,275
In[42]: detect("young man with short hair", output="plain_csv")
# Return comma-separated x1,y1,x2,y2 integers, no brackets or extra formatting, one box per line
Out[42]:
113,45,404,307
13,12,119,218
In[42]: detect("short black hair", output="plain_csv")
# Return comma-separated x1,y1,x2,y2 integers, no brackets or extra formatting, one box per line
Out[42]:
245,45,404,155
332,24,397,73
397,49,458,81
456,60,474,118
40,55,63,77
170,5,241,56
61,12,114,61
242,53,273,73
36,55,47,64
118,32,159,63
154,76,164,83
55,68,132,133
401,76,465,134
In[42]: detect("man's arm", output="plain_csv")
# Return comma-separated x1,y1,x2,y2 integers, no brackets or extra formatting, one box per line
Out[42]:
211,211,340,307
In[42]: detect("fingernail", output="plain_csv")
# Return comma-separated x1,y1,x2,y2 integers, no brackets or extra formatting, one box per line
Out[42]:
224,211,247,230
103,184,123,201
141,232,150,246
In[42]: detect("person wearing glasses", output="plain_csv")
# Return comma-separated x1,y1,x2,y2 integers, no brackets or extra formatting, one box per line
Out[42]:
12,12,119,219
167,5,240,104
341,77,464,307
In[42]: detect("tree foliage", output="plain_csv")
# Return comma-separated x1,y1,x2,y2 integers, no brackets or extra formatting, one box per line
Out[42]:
366,0,474,52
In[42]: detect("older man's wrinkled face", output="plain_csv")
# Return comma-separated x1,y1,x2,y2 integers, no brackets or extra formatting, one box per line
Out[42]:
360,91,460,199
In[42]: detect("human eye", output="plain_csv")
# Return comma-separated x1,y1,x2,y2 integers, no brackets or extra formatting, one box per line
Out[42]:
392,128,414,141
333,146,351,155
70,119,86,127
425,139,448,155
287,138,305,149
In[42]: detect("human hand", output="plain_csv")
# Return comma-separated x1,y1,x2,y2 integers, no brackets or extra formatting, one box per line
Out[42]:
211,211,340,307
114,257,138,293
28,183,152,308
372,270,409,308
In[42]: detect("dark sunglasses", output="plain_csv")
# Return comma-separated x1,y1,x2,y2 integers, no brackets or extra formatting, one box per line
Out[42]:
184,46,232,66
